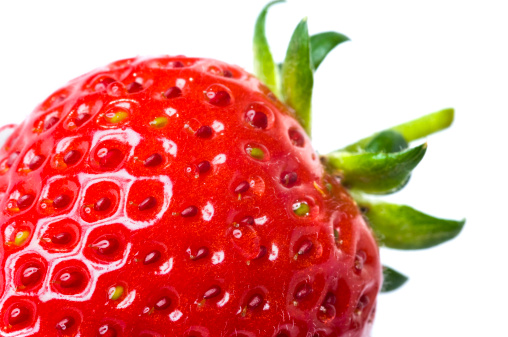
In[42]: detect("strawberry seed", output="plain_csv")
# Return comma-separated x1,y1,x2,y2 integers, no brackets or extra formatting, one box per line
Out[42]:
56,316,75,331
181,205,198,217
143,250,161,265
154,296,171,310
203,285,221,299
64,150,82,166
51,232,72,245
28,155,45,170
94,197,111,212
138,196,157,211
144,153,163,167
164,86,182,99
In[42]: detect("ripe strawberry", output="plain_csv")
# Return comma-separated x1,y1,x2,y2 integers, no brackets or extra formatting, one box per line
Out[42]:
0,2,463,337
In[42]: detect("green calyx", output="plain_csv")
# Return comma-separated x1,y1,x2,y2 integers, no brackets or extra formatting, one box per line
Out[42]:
351,191,465,250
252,3,464,292
253,1,349,136
381,266,408,292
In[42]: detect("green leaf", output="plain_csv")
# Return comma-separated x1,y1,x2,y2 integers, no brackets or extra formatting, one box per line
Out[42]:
353,194,465,249
381,266,408,292
253,0,284,97
310,32,349,70
281,18,314,136
326,143,427,194
365,130,408,153
342,108,455,153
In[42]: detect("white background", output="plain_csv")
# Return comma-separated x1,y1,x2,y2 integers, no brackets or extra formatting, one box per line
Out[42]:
0,1,506,336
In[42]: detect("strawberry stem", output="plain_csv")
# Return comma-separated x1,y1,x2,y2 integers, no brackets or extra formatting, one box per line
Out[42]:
281,18,314,136
253,0,284,97
340,108,454,152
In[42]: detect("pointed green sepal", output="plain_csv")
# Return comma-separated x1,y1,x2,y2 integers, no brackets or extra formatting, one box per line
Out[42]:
353,195,465,249
381,266,408,292
342,108,455,152
326,143,427,194
281,18,314,136
253,0,284,97
365,130,408,153
310,32,349,70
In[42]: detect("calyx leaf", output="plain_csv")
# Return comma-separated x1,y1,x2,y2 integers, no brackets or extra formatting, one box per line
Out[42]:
326,143,427,194
253,0,284,97
381,266,408,292
281,18,314,136
353,194,465,249
310,32,349,70
365,130,408,153
343,108,454,152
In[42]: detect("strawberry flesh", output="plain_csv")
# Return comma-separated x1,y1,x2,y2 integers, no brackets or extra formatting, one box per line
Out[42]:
0,56,381,337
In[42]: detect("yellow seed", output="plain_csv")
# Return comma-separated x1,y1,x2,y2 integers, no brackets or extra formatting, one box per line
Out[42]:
108,285,124,300
107,110,129,123
14,230,30,246
293,202,310,217
150,116,168,129
248,147,264,160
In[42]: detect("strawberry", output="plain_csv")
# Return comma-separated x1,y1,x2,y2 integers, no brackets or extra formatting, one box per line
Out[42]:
0,2,463,337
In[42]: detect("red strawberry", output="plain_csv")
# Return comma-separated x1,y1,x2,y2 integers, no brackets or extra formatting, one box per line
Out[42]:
0,3,463,337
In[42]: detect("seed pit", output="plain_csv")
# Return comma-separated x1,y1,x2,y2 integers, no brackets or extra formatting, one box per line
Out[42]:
44,116,60,131
354,250,367,273
234,181,250,194
20,264,43,288
53,194,71,209
154,296,171,310
94,197,112,212
97,324,117,337
245,109,268,129
7,304,32,327
63,150,82,166
99,148,124,170
203,285,221,299
288,128,305,147
51,232,73,245
245,143,269,161
281,172,298,188
56,316,76,332
144,250,162,265
126,81,143,93
17,194,35,210
91,236,119,255
205,84,232,106
144,153,163,167
28,155,45,170
195,125,213,139
164,86,182,99
190,247,209,261
247,294,264,309
75,113,92,126
181,205,198,217
294,283,313,300
138,196,157,211
196,161,211,175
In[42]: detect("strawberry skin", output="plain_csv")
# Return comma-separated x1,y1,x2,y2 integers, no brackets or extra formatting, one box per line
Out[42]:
0,57,381,337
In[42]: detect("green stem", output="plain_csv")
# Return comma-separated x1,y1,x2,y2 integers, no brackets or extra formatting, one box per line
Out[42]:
341,108,454,153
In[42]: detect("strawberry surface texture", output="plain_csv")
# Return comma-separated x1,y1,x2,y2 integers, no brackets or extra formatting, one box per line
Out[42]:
0,56,381,337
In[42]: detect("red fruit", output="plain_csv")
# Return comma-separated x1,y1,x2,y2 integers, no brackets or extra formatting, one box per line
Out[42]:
0,55,381,336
